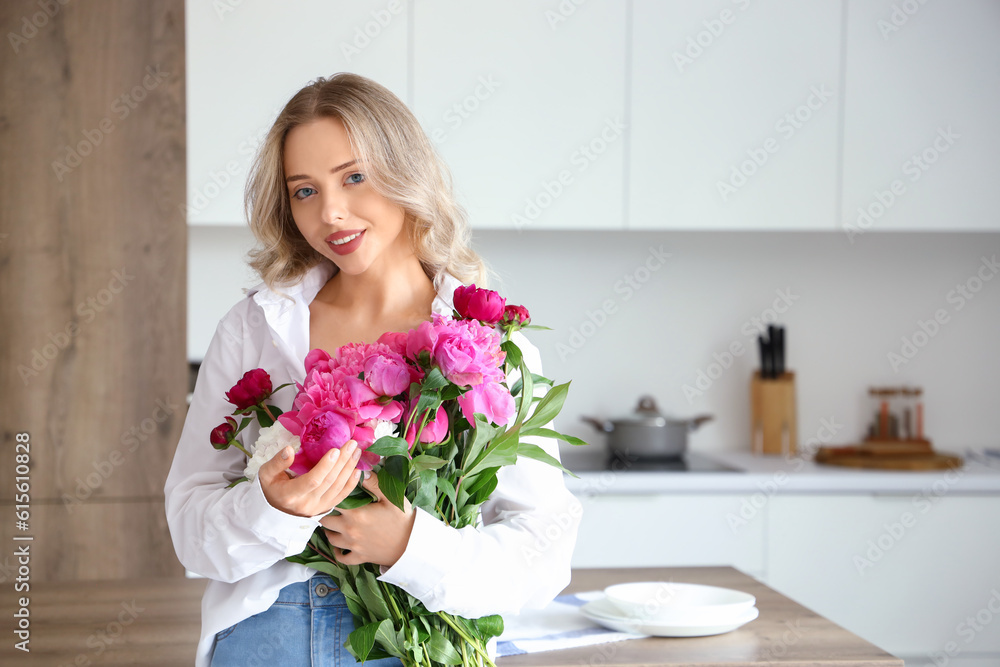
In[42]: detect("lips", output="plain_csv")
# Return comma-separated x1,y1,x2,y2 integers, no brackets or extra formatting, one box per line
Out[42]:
325,229,366,256
326,229,365,244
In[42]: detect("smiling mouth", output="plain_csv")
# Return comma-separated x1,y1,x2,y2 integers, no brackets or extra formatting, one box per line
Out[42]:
329,232,363,246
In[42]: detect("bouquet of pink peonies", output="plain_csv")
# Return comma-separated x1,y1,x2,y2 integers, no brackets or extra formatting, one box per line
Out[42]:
209,285,586,667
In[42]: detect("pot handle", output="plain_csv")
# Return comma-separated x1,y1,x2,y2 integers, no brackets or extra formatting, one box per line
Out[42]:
580,416,613,433
688,414,714,431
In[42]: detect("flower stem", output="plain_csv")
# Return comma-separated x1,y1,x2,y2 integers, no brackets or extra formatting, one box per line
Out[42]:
261,403,276,421
230,440,251,458
436,612,496,667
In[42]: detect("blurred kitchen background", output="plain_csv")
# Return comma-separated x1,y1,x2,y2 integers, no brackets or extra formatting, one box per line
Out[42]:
2,1,999,665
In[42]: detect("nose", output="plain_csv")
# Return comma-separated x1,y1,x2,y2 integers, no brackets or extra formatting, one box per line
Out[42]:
320,190,349,225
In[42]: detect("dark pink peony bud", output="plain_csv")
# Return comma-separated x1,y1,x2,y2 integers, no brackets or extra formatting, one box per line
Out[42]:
501,304,531,326
453,284,506,325
225,368,273,410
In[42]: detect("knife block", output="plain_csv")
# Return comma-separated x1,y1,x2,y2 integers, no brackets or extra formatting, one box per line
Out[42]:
751,371,797,456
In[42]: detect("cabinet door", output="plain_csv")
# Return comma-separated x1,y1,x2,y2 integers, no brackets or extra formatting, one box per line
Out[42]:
573,494,766,579
186,1,409,225
412,1,626,230
629,0,842,230
841,0,1000,233
766,495,1000,659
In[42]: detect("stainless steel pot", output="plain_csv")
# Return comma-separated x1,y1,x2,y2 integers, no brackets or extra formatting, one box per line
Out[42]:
581,395,713,459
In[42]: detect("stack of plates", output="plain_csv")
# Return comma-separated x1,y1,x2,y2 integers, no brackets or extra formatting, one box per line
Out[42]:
580,581,759,637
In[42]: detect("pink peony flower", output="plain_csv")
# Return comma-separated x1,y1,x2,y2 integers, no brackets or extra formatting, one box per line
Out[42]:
454,284,506,324
363,352,412,397
376,330,409,358
225,369,272,410
457,380,515,428
280,406,379,474
432,316,506,387
405,404,450,448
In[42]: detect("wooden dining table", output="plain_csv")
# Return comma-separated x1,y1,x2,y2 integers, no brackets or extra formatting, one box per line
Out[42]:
0,566,902,666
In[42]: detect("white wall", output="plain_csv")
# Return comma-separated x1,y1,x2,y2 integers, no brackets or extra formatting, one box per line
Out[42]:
189,226,1000,465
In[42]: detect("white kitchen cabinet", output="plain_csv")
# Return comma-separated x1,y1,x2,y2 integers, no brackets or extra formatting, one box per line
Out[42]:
572,493,766,580
186,0,408,226
764,494,1000,662
628,0,843,230
412,1,626,230
840,0,1000,234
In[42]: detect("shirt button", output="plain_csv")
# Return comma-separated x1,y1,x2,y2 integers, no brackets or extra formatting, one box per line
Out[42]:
315,583,330,597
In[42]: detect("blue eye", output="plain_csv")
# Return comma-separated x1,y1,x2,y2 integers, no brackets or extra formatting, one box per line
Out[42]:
346,172,364,185
292,187,316,201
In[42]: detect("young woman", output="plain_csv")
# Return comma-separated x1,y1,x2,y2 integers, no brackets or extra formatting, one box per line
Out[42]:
164,73,581,667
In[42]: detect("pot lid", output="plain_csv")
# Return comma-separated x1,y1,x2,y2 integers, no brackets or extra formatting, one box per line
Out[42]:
612,395,668,427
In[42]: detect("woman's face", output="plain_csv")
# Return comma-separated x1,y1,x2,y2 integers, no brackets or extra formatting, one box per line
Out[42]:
283,116,410,277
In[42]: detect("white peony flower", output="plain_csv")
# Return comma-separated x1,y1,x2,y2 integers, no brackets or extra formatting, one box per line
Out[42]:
244,421,301,482
372,419,398,442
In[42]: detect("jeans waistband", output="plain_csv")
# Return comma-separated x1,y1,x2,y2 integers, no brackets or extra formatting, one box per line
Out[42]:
274,572,345,608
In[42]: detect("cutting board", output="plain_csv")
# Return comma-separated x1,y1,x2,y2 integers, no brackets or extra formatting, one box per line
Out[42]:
815,444,963,470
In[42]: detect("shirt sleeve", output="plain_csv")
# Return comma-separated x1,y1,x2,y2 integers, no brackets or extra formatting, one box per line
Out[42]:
163,313,328,583
377,330,583,618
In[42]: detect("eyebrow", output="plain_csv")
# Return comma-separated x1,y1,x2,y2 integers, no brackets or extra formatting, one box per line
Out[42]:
285,159,357,184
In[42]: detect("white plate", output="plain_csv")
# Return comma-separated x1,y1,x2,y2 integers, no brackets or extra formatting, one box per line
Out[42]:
581,596,760,637
603,581,756,625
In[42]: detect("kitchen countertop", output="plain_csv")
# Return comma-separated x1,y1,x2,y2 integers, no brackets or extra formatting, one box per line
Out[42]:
0,568,902,667
503,566,901,667
562,448,1000,495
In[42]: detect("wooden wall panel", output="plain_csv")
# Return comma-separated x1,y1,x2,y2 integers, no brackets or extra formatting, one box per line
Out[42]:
0,0,186,581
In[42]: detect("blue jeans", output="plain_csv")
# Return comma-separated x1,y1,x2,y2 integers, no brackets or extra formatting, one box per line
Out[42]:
210,572,404,667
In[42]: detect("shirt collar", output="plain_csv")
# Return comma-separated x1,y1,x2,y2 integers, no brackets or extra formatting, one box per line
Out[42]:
243,261,464,362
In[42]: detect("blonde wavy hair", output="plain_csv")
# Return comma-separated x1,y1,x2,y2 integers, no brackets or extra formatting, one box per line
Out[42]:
244,72,493,301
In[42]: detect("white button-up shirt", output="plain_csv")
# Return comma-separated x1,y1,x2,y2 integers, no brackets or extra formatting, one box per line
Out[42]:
163,260,582,666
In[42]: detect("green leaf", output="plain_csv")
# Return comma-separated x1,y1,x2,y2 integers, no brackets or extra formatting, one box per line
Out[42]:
523,381,571,430
500,339,522,369
256,405,275,428
468,471,499,505
367,435,410,458
518,442,579,478
510,372,552,398
413,469,438,513
374,618,403,655
422,366,450,390
411,454,447,473
436,476,457,512
377,456,409,513
514,357,534,427
348,621,380,661
521,426,589,447
466,427,519,477
460,414,501,470
427,627,463,665
336,494,375,510
355,570,391,621
474,614,505,640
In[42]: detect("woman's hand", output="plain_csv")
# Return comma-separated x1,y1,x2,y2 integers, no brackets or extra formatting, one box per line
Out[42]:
258,440,362,518
320,472,416,568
